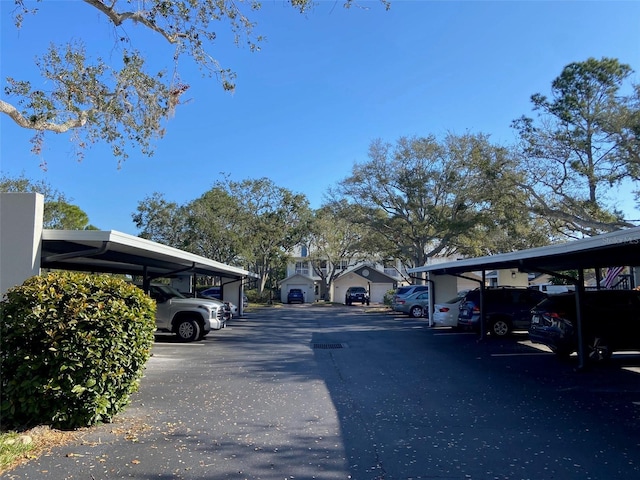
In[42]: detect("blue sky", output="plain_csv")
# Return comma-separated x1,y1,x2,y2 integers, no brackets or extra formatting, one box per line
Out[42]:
2,0,639,234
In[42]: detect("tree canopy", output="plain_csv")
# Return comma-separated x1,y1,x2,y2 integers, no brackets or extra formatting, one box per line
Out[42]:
304,200,374,300
133,177,311,293
335,133,550,272
512,57,638,236
3,0,388,164
0,174,97,230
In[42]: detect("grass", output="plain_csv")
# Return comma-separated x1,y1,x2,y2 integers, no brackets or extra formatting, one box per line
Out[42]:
0,426,78,475
0,432,34,472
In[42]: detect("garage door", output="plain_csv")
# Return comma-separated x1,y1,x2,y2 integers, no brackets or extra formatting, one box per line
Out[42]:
370,284,392,303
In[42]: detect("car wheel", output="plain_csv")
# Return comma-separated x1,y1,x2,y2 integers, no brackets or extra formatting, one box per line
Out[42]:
176,318,201,342
490,318,510,337
588,337,612,362
409,305,423,318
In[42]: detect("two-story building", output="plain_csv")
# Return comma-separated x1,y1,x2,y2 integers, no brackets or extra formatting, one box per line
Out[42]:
279,245,404,304
279,245,489,304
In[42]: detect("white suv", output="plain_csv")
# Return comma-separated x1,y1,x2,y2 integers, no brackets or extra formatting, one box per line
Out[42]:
146,284,231,342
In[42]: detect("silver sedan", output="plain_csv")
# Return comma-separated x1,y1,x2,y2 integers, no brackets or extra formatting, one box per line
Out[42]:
392,291,430,318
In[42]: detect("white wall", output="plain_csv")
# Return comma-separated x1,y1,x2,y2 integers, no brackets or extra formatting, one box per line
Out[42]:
0,193,44,297
497,269,528,287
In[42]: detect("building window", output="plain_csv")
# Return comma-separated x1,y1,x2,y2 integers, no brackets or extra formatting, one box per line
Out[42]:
301,245,308,257
319,260,328,275
383,259,398,277
337,260,349,270
295,261,309,276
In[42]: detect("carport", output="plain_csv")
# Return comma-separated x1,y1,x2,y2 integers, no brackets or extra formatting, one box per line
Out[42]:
409,226,640,370
0,193,255,314
39,229,255,313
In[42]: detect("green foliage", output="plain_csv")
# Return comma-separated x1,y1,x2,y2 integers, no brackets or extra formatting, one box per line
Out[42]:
134,178,312,294
132,192,188,247
382,289,396,306
512,57,637,235
244,288,275,304
0,174,96,230
6,0,389,162
337,133,536,268
0,272,156,430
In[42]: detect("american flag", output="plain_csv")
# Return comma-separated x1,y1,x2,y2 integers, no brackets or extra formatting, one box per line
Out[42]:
602,266,624,289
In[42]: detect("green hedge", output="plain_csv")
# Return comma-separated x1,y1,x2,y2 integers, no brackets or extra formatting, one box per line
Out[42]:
0,272,156,430
383,289,396,306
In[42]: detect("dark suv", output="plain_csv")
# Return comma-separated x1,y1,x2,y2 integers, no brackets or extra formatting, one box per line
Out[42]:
287,288,305,304
345,286,370,305
458,287,547,337
529,290,640,361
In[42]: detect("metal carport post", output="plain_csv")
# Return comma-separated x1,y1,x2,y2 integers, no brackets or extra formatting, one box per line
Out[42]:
409,226,640,372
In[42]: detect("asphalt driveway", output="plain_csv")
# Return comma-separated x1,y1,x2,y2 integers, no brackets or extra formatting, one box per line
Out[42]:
5,304,640,479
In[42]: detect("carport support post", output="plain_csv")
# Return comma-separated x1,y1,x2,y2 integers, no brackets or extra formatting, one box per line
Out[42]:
479,270,487,341
427,276,435,327
142,266,150,293
575,269,587,371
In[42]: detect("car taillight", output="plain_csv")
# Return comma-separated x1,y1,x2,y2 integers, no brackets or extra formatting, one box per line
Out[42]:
439,307,450,312
472,305,480,313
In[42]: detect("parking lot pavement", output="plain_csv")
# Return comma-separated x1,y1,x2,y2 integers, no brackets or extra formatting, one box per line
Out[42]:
5,305,640,479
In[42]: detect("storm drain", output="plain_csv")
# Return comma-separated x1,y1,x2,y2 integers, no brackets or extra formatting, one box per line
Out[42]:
312,343,347,350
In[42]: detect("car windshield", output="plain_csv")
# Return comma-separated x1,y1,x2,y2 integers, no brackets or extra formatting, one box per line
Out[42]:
151,284,186,300
351,288,366,293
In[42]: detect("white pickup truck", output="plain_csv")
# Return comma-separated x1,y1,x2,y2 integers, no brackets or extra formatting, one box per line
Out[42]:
146,284,231,342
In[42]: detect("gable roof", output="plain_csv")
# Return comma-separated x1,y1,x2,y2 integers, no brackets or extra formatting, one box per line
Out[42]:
340,264,397,283
279,272,315,284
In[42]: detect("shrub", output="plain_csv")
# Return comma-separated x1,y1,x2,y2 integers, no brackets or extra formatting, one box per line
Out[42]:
0,272,156,430
245,288,275,304
383,289,396,306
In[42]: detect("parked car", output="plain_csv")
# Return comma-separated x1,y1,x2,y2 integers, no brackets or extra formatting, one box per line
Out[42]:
392,285,430,305
287,288,305,304
345,286,370,305
458,287,548,337
200,287,247,313
199,286,222,299
144,283,231,342
392,290,430,318
432,293,467,327
529,284,574,294
529,289,640,361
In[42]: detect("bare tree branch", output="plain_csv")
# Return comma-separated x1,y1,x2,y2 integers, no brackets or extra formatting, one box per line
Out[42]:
83,0,188,43
0,99,88,132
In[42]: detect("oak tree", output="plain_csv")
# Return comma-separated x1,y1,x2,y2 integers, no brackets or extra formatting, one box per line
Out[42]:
305,200,372,301
3,0,388,164
131,192,188,247
0,174,97,229
336,133,547,271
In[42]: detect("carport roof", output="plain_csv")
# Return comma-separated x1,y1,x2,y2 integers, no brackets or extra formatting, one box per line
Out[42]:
408,227,640,276
40,229,255,280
